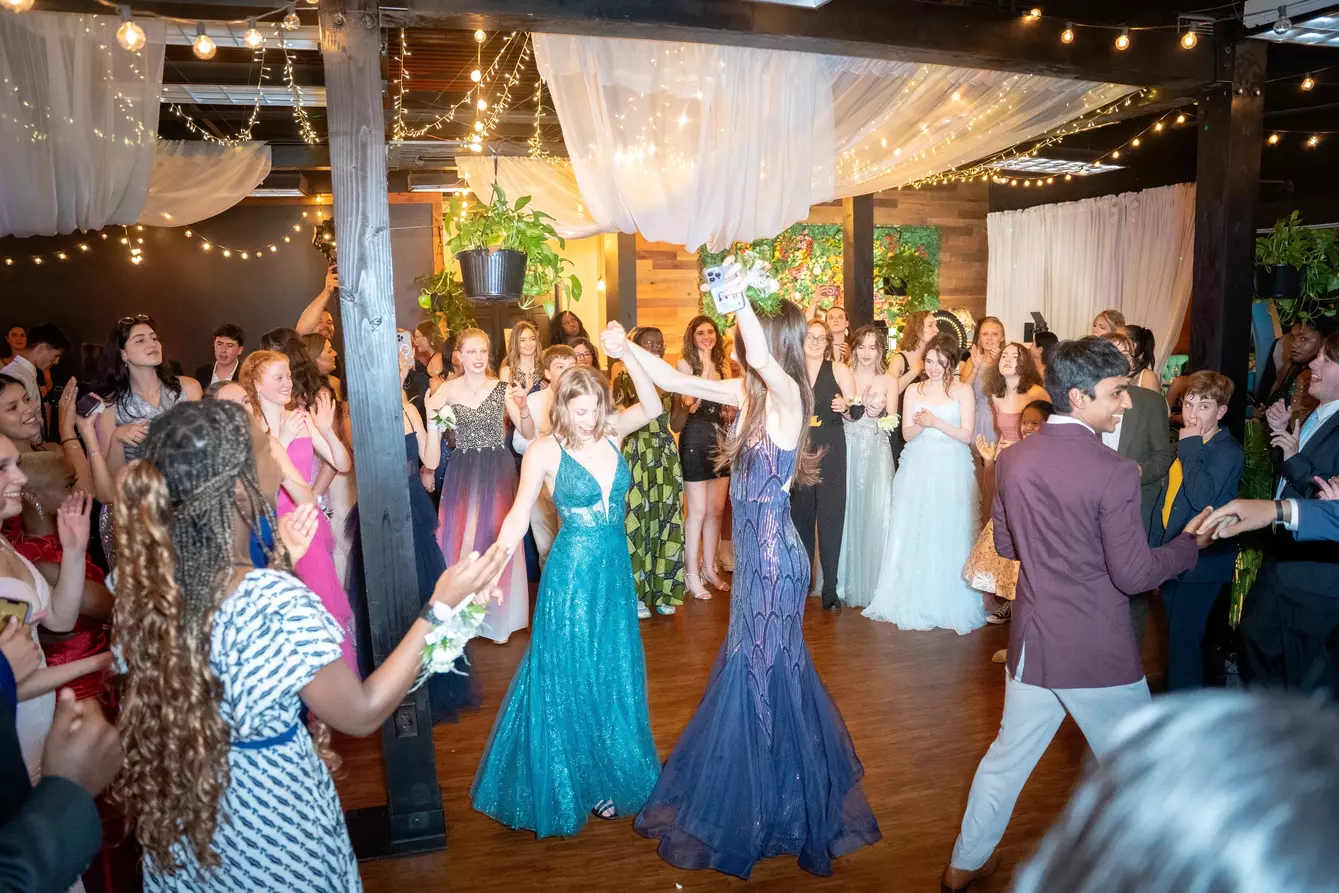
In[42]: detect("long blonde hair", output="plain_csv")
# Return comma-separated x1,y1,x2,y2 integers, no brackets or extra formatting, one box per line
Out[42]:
548,365,616,448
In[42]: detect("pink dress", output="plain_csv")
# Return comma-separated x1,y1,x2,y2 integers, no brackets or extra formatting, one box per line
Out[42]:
996,410,1022,444
277,436,359,674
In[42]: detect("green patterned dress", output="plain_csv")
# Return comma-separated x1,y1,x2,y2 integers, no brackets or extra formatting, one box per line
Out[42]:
613,372,686,609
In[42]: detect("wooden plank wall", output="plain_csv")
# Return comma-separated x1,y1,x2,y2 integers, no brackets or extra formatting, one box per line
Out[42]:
636,181,988,365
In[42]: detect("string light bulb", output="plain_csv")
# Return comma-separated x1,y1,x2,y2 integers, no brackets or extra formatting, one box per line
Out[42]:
1,0,35,13
473,120,484,132
474,29,486,42
1176,113,1187,125
1274,8,1293,33
469,141,483,153
1154,121,1165,132
1023,7,1041,21
477,98,488,111
243,18,264,49
116,7,146,52
192,23,216,60
1114,27,1130,51
1268,133,1280,145
1064,173,1073,181
470,69,482,83
1307,134,1320,148
1302,73,1316,91
1111,149,1121,159
1131,137,1141,147
1061,22,1074,44
282,5,301,30
1180,28,1198,49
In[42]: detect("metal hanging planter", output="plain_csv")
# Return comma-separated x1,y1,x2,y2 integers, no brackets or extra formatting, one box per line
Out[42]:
456,247,528,302
1254,263,1307,300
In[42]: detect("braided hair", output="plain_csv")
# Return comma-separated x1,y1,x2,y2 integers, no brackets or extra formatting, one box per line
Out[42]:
112,400,287,874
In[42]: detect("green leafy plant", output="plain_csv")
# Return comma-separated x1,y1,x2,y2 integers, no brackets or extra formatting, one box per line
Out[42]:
1255,212,1339,324
877,246,939,315
445,184,581,310
415,267,476,334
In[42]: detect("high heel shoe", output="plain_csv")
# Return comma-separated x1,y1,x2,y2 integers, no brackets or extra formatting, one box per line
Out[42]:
686,572,712,600
701,568,731,592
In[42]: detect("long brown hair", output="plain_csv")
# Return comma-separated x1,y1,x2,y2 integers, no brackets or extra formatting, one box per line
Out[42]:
984,342,1044,398
682,315,728,379
921,332,961,397
897,310,934,353
548,365,616,448
849,325,888,374
112,400,288,874
714,300,820,485
504,320,541,385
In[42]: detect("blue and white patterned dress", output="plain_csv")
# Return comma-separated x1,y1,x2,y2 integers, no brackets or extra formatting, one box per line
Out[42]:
144,569,359,892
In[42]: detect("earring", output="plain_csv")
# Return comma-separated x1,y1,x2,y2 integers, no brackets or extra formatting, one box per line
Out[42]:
21,491,44,521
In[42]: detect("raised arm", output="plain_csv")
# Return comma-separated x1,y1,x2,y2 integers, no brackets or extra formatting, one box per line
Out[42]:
504,382,536,441
296,267,338,336
601,323,665,438
44,494,94,633
625,342,743,407
307,391,352,474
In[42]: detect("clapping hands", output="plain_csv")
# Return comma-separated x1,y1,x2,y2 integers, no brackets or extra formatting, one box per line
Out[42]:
600,322,628,359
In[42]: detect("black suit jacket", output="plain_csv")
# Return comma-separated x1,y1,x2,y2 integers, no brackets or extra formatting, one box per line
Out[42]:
1149,428,1244,583
1270,403,1339,593
1117,385,1174,535
0,688,102,893
194,362,238,385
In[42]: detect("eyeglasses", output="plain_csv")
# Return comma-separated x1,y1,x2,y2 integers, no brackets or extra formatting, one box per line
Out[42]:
118,314,152,326
804,334,828,344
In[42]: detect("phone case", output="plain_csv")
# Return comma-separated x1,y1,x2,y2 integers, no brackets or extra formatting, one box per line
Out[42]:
704,264,747,314
0,598,31,626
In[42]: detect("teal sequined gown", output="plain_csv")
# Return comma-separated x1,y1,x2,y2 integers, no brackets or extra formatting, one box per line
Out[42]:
471,440,661,837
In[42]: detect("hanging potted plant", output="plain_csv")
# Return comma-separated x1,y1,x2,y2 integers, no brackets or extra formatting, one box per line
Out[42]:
1255,211,1319,299
415,267,477,333
445,184,581,309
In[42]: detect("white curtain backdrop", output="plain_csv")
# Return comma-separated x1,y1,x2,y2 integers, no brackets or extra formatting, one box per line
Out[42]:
454,155,606,239
0,11,165,237
137,140,271,226
986,183,1197,373
533,33,1133,250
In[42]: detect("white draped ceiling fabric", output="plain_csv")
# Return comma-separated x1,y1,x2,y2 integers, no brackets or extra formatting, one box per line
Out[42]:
0,11,165,238
532,33,1134,250
136,140,272,227
985,183,1197,373
0,12,269,238
455,156,604,239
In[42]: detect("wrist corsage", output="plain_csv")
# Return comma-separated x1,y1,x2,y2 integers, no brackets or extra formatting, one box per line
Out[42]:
420,597,487,676
876,413,900,432
428,404,456,433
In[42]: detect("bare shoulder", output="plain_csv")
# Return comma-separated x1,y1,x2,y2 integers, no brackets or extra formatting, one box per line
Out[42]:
950,381,974,399
179,376,203,400
675,358,693,374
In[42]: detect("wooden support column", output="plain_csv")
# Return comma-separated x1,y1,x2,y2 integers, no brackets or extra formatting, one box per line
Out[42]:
603,232,638,330
320,0,446,858
843,194,874,329
1190,38,1265,433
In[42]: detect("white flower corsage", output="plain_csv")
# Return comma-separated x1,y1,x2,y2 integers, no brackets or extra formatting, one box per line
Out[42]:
420,596,487,676
876,413,900,432
428,404,456,433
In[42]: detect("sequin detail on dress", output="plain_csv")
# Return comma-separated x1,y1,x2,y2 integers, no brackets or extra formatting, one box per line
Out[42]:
471,441,660,837
634,433,881,878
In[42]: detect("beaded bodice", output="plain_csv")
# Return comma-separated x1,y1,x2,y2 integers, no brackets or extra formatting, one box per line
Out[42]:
451,381,507,451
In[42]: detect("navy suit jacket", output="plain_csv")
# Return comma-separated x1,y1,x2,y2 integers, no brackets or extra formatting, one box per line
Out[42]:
1149,428,1243,583
1297,500,1339,542
1270,404,1339,593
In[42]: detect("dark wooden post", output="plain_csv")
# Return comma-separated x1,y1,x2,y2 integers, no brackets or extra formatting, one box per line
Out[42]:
320,0,446,857
603,232,637,330
843,194,874,328
1190,38,1265,433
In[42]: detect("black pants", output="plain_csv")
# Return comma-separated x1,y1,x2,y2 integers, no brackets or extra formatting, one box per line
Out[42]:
790,437,846,608
1162,580,1225,691
1240,562,1339,691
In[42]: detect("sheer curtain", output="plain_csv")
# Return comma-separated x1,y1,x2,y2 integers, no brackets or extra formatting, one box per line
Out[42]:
455,155,607,239
533,33,1132,250
137,140,271,227
986,183,1196,372
0,11,165,237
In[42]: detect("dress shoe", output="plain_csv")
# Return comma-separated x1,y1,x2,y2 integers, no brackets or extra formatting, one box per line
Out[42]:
823,602,842,614
941,852,1000,892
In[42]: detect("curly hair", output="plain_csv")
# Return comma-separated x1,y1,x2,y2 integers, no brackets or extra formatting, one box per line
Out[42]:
984,342,1045,398
111,400,288,875
259,327,325,410
682,315,728,379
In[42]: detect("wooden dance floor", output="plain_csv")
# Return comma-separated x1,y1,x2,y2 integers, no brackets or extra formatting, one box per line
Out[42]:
336,588,1149,892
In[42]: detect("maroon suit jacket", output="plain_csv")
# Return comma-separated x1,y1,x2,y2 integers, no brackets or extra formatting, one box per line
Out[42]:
995,419,1198,689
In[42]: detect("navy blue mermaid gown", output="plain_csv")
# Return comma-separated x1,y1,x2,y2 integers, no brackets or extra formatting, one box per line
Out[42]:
634,433,881,878
471,440,660,837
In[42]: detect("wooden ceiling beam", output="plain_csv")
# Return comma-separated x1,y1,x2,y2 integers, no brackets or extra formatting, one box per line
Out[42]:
392,0,1219,89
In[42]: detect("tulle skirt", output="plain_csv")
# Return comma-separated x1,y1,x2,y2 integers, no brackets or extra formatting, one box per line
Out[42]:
837,417,894,608
437,446,528,644
864,432,986,634
963,519,1019,600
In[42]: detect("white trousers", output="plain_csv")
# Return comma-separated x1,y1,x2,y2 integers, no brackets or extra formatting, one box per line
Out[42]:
950,664,1150,870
